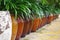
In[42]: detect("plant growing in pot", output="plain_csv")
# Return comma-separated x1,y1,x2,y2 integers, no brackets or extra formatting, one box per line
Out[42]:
42,6,55,24
17,4,32,37
11,14,18,40
38,0,50,26
22,1,35,34
16,14,24,40
28,17,33,34
22,0,40,32
39,0,59,24
42,6,50,24
39,6,46,27
53,11,58,20
49,7,56,22
13,3,29,40
46,0,60,23
51,8,58,20
46,7,55,23
52,0,60,19
55,9,60,18
29,3,41,32
54,8,60,19
41,10,47,26
40,12,46,27
48,13,54,23
37,6,43,29
15,10,24,40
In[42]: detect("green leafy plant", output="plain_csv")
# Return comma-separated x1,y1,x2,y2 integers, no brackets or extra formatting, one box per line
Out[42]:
0,0,60,19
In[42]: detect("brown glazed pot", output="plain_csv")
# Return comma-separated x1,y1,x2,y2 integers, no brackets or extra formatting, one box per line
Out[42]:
28,19,33,34
21,19,30,37
15,18,24,40
32,18,39,32
11,15,18,40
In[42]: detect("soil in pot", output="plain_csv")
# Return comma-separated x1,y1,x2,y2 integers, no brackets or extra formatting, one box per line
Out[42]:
21,19,30,37
11,15,18,40
32,18,39,32
15,17,24,40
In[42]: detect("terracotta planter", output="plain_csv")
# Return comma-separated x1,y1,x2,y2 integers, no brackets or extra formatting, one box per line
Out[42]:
41,20,43,27
32,18,39,32
28,19,33,34
54,15,58,19
44,17,47,25
52,16,54,20
11,15,18,40
15,18,24,40
56,15,58,18
45,17,48,24
47,16,51,23
21,19,29,37
41,17,47,27
53,15,55,19
47,16,54,23
53,15,56,19
37,18,42,29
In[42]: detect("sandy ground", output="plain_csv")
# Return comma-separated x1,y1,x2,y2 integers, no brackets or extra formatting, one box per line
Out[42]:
20,15,60,40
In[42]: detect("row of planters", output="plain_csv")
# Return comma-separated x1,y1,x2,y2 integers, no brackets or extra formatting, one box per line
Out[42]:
0,0,60,40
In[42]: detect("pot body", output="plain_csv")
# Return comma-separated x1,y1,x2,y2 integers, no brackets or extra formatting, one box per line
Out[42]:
32,18,39,32
37,18,42,29
15,18,24,40
28,19,33,34
56,15,58,18
41,17,47,27
44,17,48,24
53,15,57,20
0,11,12,40
47,16,54,23
21,19,29,37
11,15,18,40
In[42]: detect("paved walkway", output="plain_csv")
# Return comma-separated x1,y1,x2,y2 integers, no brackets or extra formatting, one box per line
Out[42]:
20,16,60,40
